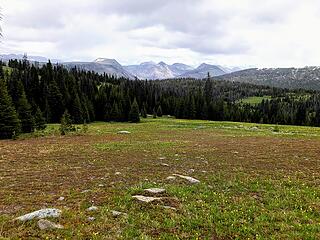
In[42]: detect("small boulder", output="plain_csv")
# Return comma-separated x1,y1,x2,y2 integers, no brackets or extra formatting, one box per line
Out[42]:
15,208,61,221
144,188,166,194
58,197,65,201
37,219,64,230
87,206,98,211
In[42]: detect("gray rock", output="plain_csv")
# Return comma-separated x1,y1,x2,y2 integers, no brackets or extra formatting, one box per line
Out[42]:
37,219,64,230
144,188,166,194
15,208,61,221
111,210,127,217
58,197,65,201
160,163,169,167
166,176,176,181
132,195,162,203
87,217,95,221
173,174,200,184
87,206,98,211
163,206,177,211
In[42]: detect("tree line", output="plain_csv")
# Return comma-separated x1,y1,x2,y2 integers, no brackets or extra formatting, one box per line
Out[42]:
0,58,319,139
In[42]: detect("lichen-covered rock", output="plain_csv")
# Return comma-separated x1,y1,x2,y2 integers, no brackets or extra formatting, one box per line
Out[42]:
15,208,62,221
132,195,162,203
144,188,166,194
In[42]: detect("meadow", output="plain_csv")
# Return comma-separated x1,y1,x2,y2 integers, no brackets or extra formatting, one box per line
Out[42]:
0,118,319,239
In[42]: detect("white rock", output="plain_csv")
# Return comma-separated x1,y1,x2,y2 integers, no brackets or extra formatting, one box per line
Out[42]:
111,210,127,217
87,217,95,221
81,189,91,193
117,131,131,134
188,169,195,174
132,195,162,203
173,174,200,184
37,219,64,230
159,157,166,160
166,176,176,181
15,208,61,221
160,163,169,167
163,206,177,211
115,172,121,175
98,184,104,187
144,188,166,194
58,197,65,201
87,206,98,211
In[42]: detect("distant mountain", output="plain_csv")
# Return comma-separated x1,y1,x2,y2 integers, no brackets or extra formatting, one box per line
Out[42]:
64,58,135,79
178,63,227,79
217,67,320,90
124,61,194,80
0,54,60,63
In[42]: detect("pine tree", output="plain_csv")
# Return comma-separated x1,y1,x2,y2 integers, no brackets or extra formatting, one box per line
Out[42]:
153,108,157,118
17,89,35,133
129,98,140,123
0,78,21,139
141,104,147,118
157,105,163,117
34,106,46,130
59,110,75,135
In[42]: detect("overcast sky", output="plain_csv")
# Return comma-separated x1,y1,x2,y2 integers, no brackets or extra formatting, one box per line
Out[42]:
0,0,320,67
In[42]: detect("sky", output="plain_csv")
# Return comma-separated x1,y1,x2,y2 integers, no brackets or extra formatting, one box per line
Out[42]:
0,0,320,67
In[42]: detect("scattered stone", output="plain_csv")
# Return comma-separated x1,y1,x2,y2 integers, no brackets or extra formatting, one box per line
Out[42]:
188,169,195,174
115,172,121,175
166,176,176,181
58,197,65,201
98,184,105,187
201,170,207,173
144,188,166,194
173,174,200,184
159,157,166,160
87,217,95,221
87,206,98,211
81,189,91,193
117,131,131,134
111,210,127,218
160,163,169,167
163,206,177,211
15,208,62,221
132,195,162,203
37,219,64,230
250,127,259,131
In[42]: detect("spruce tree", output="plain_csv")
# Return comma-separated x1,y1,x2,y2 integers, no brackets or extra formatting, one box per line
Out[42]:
157,105,163,117
0,78,21,139
34,106,46,130
59,110,75,135
17,90,35,133
129,98,140,123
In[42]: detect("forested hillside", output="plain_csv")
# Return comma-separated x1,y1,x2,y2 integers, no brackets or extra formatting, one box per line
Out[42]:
1,59,320,139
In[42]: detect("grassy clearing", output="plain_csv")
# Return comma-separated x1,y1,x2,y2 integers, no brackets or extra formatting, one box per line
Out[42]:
238,96,272,105
0,118,320,239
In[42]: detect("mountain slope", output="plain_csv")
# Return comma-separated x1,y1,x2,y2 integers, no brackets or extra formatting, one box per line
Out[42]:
64,58,134,79
124,61,194,80
217,67,320,90
178,63,227,79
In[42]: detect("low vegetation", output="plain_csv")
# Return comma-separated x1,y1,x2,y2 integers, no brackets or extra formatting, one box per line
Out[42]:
0,118,319,239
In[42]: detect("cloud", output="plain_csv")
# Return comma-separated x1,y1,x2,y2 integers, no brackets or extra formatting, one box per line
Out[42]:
0,0,320,67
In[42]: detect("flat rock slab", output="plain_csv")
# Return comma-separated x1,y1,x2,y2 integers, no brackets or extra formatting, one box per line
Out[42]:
173,174,200,184
144,188,166,194
132,195,162,203
37,219,64,230
117,131,131,134
15,208,61,221
166,176,176,181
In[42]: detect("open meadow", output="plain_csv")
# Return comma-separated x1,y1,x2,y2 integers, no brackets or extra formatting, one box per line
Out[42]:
0,118,320,239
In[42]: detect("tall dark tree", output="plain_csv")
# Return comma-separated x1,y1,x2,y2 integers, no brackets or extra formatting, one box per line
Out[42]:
34,106,46,130
0,78,21,139
129,98,140,123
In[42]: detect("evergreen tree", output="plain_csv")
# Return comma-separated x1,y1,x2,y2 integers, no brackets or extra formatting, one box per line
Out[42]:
153,108,157,118
141,104,147,118
0,78,21,139
157,105,163,117
17,89,35,133
129,98,140,123
59,110,75,135
34,106,46,130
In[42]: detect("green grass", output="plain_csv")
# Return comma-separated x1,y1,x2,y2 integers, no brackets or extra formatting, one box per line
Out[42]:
238,96,272,105
1,117,320,239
